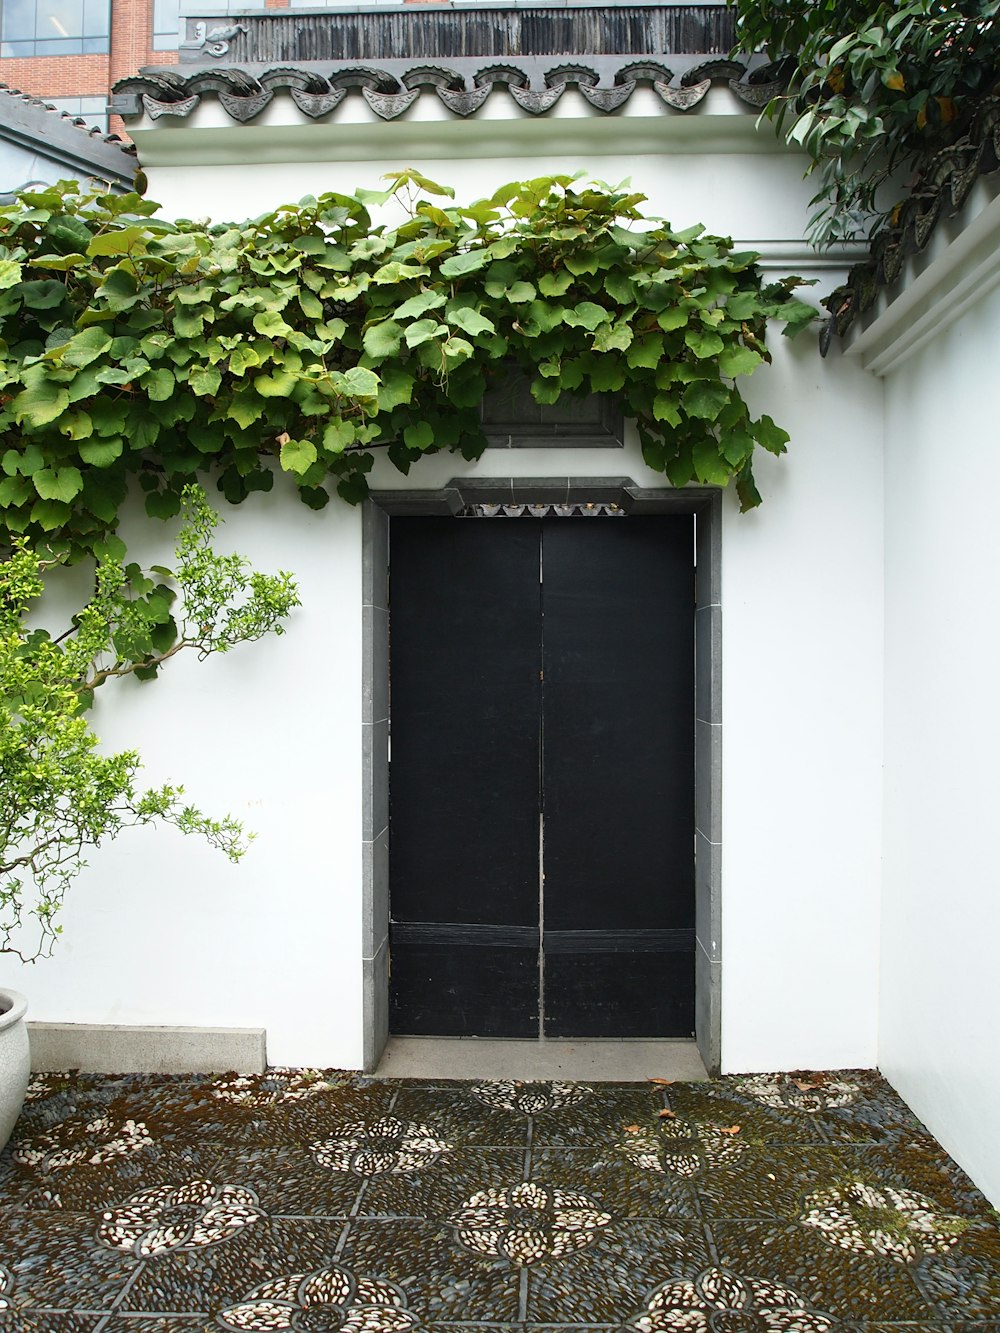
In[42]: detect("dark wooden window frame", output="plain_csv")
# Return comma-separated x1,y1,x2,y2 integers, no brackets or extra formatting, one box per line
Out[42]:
361,476,722,1072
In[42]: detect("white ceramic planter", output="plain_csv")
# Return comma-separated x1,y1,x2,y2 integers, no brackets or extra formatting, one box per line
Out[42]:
0,989,29,1151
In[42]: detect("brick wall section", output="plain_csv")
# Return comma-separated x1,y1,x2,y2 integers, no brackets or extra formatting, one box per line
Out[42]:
0,53,110,97
0,0,177,103
110,0,155,88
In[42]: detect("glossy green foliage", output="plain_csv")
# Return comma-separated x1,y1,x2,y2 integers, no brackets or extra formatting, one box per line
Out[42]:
732,0,1000,244
0,172,811,556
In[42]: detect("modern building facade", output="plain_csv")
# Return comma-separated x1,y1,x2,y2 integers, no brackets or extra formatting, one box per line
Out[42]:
0,0,475,131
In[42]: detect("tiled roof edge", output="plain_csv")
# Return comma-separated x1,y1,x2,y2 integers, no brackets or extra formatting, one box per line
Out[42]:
0,82,137,188
110,56,784,123
822,98,1000,353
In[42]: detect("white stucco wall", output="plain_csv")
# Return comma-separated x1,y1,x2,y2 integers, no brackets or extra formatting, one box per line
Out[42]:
721,338,883,1072
4,112,886,1072
879,279,1000,1206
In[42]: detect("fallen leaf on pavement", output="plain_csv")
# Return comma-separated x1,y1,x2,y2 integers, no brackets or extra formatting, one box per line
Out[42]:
658,1109,678,1120
718,1125,741,1135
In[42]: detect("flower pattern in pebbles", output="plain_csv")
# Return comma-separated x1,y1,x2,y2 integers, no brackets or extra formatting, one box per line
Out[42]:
450,1181,611,1264
736,1074,860,1115
471,1081,590,1116
628,1267,839,1331
311,1116,451,1176
217,1263,420,1332
13,1114,152,1171
211,1069,334,1108
619,1116,745,1178
97,1179,264,1256
800,1180,969,1263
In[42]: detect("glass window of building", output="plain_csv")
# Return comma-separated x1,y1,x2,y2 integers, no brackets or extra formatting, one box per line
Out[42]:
45,95,108,132
0,0,109,56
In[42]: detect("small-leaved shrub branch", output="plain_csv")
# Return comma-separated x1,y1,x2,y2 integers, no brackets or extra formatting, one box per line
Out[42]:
0,485,299,961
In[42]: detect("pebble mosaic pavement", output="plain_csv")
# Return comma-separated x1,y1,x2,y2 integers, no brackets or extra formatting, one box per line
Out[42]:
0,1068,998,1331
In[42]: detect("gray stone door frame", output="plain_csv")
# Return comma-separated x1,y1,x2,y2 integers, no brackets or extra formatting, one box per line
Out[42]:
361,477,722,1073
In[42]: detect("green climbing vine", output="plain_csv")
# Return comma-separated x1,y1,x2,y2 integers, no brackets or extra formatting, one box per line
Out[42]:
0,170,815,558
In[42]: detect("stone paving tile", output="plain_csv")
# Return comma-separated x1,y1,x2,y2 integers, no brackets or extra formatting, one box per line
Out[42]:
389,1085,533,1149
523,1221,710,1323
528,1148,699,1220
0,1317,107,1331
0,1205,138,1310
339,1218,523,1323
0,1069,996,1330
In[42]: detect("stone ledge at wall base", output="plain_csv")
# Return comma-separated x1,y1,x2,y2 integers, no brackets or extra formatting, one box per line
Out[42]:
0,989,30,1151
27,1022,267,1076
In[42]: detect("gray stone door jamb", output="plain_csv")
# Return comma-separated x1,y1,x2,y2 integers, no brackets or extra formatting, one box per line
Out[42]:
361,478,722,1073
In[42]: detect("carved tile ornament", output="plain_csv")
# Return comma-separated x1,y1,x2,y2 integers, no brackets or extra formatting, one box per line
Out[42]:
627,1267,839,1332
217,1264,420,1332
800,1181,970,1263
97,1179,264,1256
311,1116,452,1175
471,1080,590,1115
182,20,247,58
114,60,776,124
450,1181,612,1264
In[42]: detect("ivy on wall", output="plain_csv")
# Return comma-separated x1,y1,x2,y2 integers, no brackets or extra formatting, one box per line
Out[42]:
0,171,815,558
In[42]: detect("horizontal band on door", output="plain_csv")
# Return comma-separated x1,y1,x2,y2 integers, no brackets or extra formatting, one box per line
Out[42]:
389,923,695,953
390,922,540,949
544,928,696,954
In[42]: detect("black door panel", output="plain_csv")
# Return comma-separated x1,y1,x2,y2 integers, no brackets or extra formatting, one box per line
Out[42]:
388,514,694,1038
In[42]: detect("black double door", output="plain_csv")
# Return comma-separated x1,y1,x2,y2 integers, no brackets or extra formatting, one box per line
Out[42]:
388,515,695,1038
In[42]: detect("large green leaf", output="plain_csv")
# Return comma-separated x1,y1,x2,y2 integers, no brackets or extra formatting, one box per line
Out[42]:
565,301,609,330
334,367,380,399
323,420,356,453
446,306,495,337
280,437,318,475
189,366,222,397
718,346,764,378
20,280,66,309
439,250,488,278
142,368,175,401
363,320,403,359
0,258,22,289
33,466,83,502
404,319,448,349
684,328,726,359
754,414,790,455
254,369,298,398
683,379,731,421
394,290,446,320
86,225,148,257
229,344,261,376
30,497,72,530
376,368,415,410
11,376,70,428
59,326,113,368
78,438,125,467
